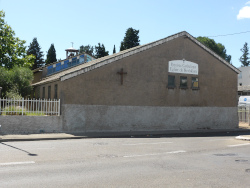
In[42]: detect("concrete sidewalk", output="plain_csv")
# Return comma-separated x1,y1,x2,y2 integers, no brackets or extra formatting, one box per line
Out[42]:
1,128,250,142
235,135,250,141
0,122,250,142
236,123,250,141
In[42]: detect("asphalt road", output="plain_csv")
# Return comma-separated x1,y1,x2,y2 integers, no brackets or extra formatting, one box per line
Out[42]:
0,135,250,188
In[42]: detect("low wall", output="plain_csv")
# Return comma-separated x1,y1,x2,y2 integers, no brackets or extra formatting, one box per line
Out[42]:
0,116,62,134
61,105,239,133
0,105,239,135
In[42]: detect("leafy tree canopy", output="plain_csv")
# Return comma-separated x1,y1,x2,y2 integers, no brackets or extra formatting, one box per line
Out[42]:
27,37,44,69
0,66,33,97
45,43,57,65
0,10,35,69
197,36,231,63
79,45,94,57
120,27,140,51
95,43,109,58
239,42,250,67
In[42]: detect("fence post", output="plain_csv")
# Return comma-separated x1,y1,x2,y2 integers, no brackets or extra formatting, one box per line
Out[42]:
58,99,60,116
22,98,24,116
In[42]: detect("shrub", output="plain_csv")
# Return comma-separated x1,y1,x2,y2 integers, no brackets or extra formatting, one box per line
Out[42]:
1,106,45,116
1,106,26,115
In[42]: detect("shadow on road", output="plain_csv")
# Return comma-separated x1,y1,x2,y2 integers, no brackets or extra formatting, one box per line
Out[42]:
1,142,37,156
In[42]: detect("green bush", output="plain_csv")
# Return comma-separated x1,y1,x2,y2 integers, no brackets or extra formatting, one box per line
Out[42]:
5,89,22,100
1,106,45,116
1,106,26,115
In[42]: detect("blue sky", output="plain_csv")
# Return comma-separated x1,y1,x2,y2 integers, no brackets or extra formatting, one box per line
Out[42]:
1,0,250,68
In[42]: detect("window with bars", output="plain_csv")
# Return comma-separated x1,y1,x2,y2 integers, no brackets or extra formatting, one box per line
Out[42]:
191,77,199,89
54,84,58,99
42,87,45,99
48,86,51,99
180,76,188,88
168,75,175,88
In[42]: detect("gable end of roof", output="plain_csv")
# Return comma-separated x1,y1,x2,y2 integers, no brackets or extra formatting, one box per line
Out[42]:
32,31,240,86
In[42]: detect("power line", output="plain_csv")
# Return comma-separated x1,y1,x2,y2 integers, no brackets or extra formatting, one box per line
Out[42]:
206,31,250,38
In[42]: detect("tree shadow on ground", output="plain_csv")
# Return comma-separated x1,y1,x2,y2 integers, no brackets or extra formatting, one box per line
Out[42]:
1,142,37,156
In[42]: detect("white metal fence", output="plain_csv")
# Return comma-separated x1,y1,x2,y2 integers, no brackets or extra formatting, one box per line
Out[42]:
0,98,60,116
238,105,249,124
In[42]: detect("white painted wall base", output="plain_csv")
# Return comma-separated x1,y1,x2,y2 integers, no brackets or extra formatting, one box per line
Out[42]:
62,105,239,133
0,116,62,134
0,105,238,134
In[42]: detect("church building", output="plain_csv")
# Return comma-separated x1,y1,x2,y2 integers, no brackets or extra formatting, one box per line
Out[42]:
32,31,240,133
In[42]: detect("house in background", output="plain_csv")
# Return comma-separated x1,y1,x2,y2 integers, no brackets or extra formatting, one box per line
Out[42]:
32,31,240,134
238,66,250,96
32,47,95,87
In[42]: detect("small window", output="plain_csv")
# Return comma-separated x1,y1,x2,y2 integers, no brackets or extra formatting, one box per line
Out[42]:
168,75,175,88
48,86,51,99
37,87,40,99
192,77,199,89
54,84,58,99
180,76,187,88
42,87,45,99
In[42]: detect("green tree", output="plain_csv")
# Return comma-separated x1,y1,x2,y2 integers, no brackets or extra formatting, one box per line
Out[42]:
239,42,250,67
94,43,109,58
0,66,33,97
27,37,44,69
45,44,57,65
120,42,125,51
120,27,140,51
197,36,232,63
0,10,35,69
79,45,94,56
0,66,11,96
113,45,116,54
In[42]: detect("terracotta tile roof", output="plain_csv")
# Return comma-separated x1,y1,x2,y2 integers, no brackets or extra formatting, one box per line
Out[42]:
32,31,240,86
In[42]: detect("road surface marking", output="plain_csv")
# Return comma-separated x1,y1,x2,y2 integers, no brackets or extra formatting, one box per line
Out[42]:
228,143,250,147
123,150,186,158
0,161,35,166
123,142,173,146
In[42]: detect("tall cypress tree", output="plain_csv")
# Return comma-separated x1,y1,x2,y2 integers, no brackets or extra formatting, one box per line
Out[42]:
27,38,44,69
120,27,140,51
94,43,109,58
240,42,250,67
46,44,57,65
113,45,116,54
120,42,125,51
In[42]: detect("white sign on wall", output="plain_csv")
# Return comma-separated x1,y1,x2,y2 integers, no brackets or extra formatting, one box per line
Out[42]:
168,60,198,75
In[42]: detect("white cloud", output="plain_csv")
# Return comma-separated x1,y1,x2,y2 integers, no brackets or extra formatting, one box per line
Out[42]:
237,5,250,19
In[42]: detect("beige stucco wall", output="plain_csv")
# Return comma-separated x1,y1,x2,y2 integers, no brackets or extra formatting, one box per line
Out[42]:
25,36,239,133
58,37,237,107
34,80,61,99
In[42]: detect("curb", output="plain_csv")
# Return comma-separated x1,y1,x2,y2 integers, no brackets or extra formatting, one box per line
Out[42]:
0,136,87,142
1,129,250,142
